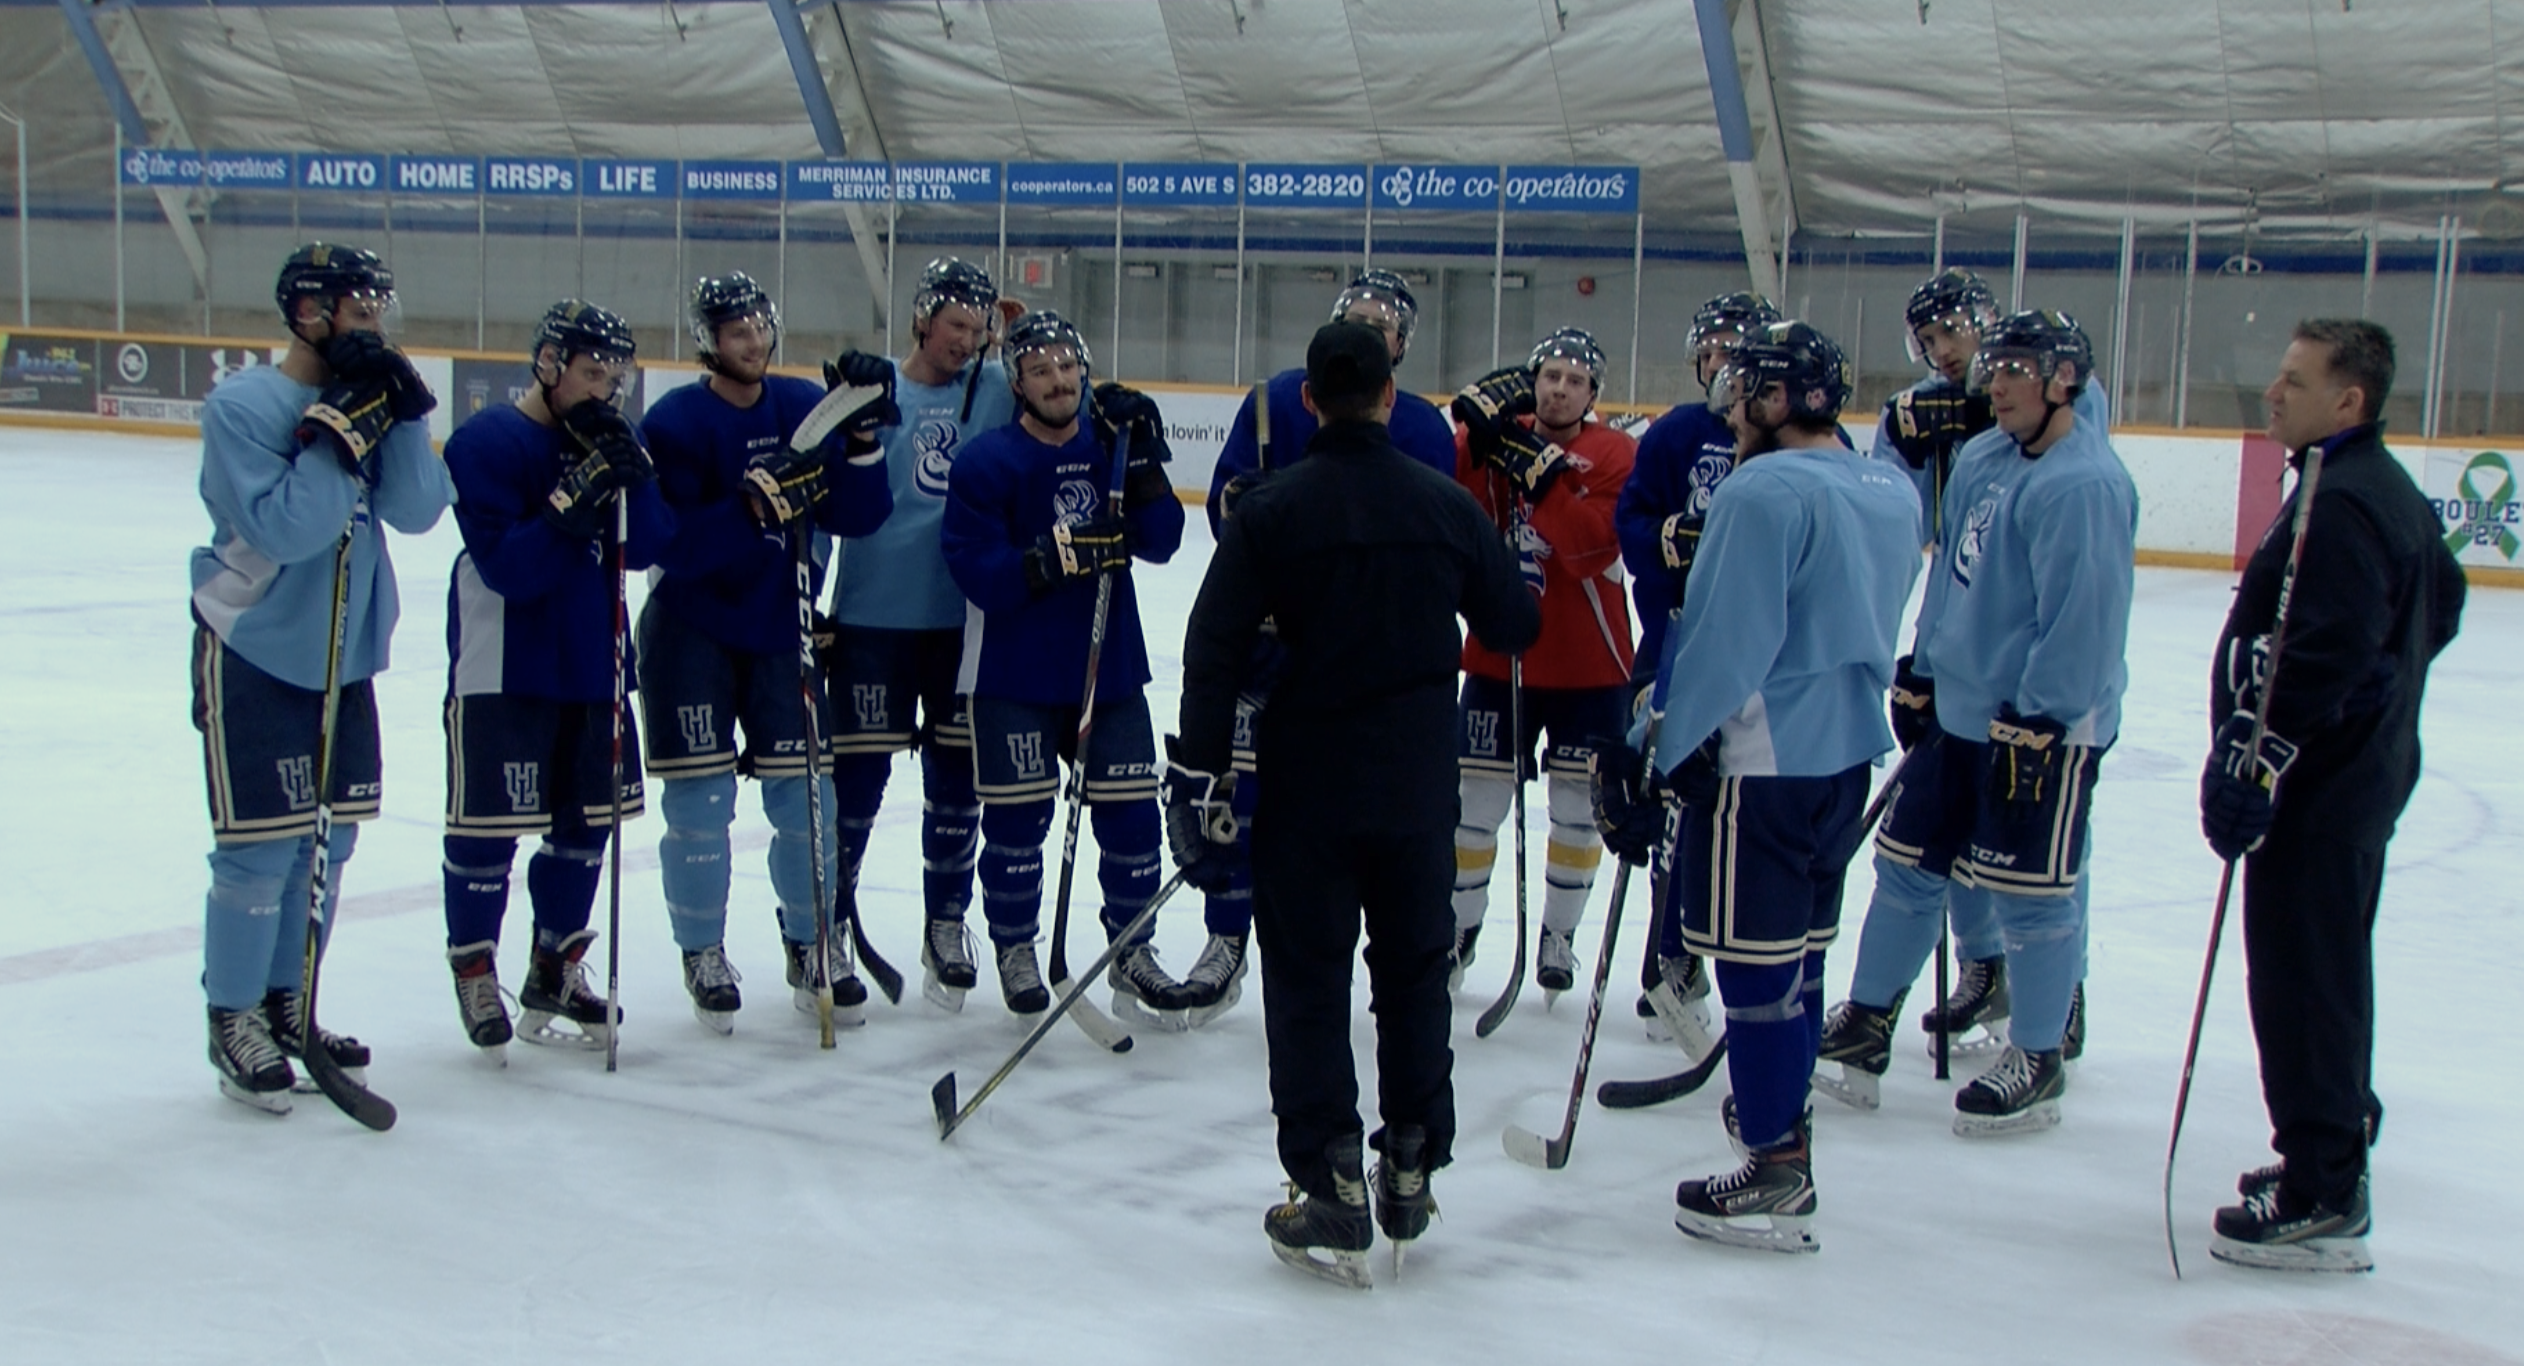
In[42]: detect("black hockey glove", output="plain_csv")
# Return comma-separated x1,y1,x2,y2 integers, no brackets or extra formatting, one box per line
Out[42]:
1022,512,1131,592
1451,366,1536,458
2199,711,2298,862
1162,736,1245,893
545,403,655,539
320,330,438,423
1092,384,1175,508
1885,382,1989,471
1985,704,2068,809
1659,512,1704,575
1489,422,1573,501
822,350,900,451
1889,654,1935,752
1589,737,1668,866
1669,733,1723,812
743,445,828,527
295,383,396,485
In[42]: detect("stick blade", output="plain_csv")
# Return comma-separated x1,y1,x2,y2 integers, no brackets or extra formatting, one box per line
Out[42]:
1050,975,1134,1053
790,382,887,453
932,1073,960,1139
1594,1035,1730,1110
306,1050,397,1132
853,919,905,1005
1501,1123,1568,1170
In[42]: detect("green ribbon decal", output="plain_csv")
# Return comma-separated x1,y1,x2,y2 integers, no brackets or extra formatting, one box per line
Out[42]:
2446,451,2520,560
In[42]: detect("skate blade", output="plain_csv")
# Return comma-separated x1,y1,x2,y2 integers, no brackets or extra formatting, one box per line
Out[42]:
1541,986,1566,1011
791,988,868,1028
1952,1099,2061,1138
473,1042,510,1068
1269,1239,1373,1290
691,1003,736,1036
218,1078,294,1115
1390,1239,1417,1282
1184,980,1243,1031
1674,1207,1817,1254
1925,1023,2007,1061
1812,1063,1882,1112
518,1013,611,1052
1112,992,1190,1034
1647,983,1720,1063
2208,1233,2374,1274
920,969,970,1014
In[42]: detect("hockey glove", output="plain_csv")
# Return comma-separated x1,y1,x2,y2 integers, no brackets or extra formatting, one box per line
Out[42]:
743,445,828,527
823,350,900,452
2221,632,2273,716
1885,382,1989,471
319,329,395,384
1659,512,1704,574
1589,737,1668,866
545,404,655,539
1162,736,1245,893
1489,423,1573,501
296,383,396,484
1510,504,1548,598
1889,654,1936,752
2199,711,2299,862
1216,468,1269,522
1669,734,1723,813
1022,512,1132,592
1985,705,2068,808
1451,366,1536,458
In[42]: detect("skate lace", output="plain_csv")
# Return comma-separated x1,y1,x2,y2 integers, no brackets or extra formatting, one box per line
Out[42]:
219,1010,288,1075
687,946,742,991
555,957,603,1008
1538,929,1576,970
1114,944,1173,994
925,918,975,969
1185,935,1245,989
999,945,1044,993
1943,959,1995,1011
455,968,508,1024
1977,1047,2035,1101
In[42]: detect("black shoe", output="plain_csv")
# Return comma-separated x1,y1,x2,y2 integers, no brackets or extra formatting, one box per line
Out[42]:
207,1003,295,1114
1265,1134,1373,1289
2211,1177,2373,1273
1675,1133,1818,1254
1952,1045,2065,1137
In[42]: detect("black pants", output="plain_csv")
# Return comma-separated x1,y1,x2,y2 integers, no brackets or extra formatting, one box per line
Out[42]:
1252,810,1456,1202
2242,810,2384,1209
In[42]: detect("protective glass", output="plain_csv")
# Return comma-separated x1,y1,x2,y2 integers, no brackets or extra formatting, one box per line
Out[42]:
1967,352,2043,395
1907,311,1983,366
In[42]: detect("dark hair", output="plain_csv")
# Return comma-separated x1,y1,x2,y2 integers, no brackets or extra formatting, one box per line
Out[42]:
1305,320,1393,422
2294,318,2395,423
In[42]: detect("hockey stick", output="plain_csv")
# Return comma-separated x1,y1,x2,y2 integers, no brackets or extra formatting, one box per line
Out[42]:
1502,836,1634,1168
1042,423,1136,1053
934,868,1191,1139
1596,1035,1730,1109
2163,442,2328,1280
293,531,396,1131
605,497,627,1072
843,882,903,1005
789,382,888,458
1474,648,1530,1039
793,527,838,1048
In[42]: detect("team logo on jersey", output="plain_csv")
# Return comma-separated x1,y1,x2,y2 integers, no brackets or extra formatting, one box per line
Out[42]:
1953,494,2000,588
1051,478,1100,526
1006,731,1046,781
1467,709,1501,759
912,420,960,498
851,683,890,732
503,761,543,813
276,756,316,811
678,704,718,753
1686,450,1736,517
1231,706,1255,754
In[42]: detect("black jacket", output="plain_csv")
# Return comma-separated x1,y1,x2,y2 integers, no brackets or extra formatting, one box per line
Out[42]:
2215,424,2465,846
1181,417,1541,834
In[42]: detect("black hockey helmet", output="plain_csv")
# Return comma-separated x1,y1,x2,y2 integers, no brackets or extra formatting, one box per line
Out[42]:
1686,291,1782,355
532,299,637,368
913,256,1000,326
688,272,779,363
1969,309,2093,399
275,242,393,325
1904,268,2001,362
1529,326,1606,389
1708,320,1851,424
1002,310,1092,384
1329,269,1419,356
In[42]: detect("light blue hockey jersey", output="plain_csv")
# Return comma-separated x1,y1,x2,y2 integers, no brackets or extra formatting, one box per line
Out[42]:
830,358,1014,630
1912,387,2137,747
1650,443,1923,777
189,362,454,690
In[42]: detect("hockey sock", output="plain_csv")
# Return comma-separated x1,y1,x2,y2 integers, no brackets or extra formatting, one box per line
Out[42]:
761,772,841,944
919,742,981,920
1091,798,1162,944
203,838,295,1011
832,750,889,886
1451,770,1511,931
1991,888,2083,1053
1948,880,2005,963
978,800,1051,945
1540,771,1603,936
526,826,607,941
265,824,357,995
660,776,736,950
1713,955,1814,1150
442,834,517,948
1846,856,1951,1011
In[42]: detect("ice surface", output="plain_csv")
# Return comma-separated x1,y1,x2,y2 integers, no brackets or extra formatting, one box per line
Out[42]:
3,426,2519,1365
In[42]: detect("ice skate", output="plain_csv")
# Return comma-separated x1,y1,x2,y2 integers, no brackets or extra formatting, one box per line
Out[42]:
1372,1125,1435,1280
519,929,620,1051
1536,925,1577,1003
1952,1045,2064,1137
1265,1136,1374,1290
1178,931,1248,1029
1446,924,1479,994
785,933,868,1029
1644,952,1718,1063
1108,941,1189,1033
448,940,514,1062
680,943,742,1035
920,916,978,1013
262,986,371,1092
1675,1132,1818,1254
2062,982,2086,1063
996,940,1050,1016
1920,954,2009,1059
207,1003,294,1115
1812,991,1905,1111
2210,1177,2373,1273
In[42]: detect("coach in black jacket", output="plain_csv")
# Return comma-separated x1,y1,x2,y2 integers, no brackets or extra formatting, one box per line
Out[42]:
1174,322,1539,1279
2199,318,2466,1272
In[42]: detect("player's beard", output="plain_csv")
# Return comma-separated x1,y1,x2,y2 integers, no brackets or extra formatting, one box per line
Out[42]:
1021,388,1080,431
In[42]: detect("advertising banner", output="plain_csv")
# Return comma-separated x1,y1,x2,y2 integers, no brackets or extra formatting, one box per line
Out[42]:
2427,445,2524,571
0,334,98,414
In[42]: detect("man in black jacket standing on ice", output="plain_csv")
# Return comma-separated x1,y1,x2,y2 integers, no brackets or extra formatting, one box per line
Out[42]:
1168,321,1539,1289
2200,318,2465,1273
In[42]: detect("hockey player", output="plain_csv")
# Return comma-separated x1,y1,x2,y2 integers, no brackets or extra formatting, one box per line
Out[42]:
1178,268,1457,1026
190,242,452,1112
940,312,1188,1023
1447,327,1636,999
1869,268,2041,1058
638,272,893,1033
1816,311,2135,1136
1172,321,1539,1287
439,301,670,1058
820,258,1018,1012
1612,291,1777,1049
1595,320,1920,1254
2201,319,2464,1273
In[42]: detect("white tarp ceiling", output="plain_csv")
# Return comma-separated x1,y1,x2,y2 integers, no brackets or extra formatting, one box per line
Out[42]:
1,0,2515,243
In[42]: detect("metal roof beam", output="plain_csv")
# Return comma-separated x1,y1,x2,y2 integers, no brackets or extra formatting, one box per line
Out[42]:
56,0,212,292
